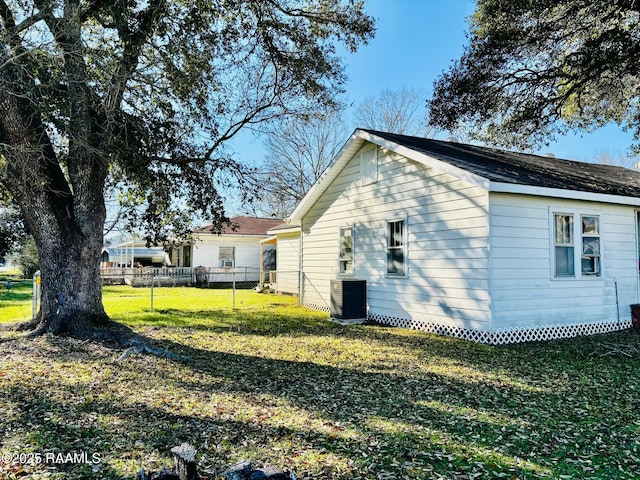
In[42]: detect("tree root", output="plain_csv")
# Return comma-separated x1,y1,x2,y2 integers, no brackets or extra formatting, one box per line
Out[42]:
0,317,41,332
117,339,189,362
1,317,189,362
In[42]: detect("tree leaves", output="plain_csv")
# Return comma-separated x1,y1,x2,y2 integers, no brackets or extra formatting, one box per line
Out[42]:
429,0,640,152
0,0,375,242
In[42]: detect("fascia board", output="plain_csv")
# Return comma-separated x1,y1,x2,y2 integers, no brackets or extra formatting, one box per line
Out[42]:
490,181,640,207
259,235,278,244
267,226,301,235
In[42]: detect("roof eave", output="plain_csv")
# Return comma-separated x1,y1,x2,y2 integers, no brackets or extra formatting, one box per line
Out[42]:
490,182,640,206
290,129,640,224
260,235,278,244
194,232,270,237
267,226,301,235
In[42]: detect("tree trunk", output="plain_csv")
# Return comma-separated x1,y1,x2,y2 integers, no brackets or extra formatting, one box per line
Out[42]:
0,54,112,338
33,222,109,335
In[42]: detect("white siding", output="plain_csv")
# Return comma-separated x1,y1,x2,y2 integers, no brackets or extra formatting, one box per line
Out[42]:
275,232,300,295
299,139,640,342
489,193,639,330
191,235,263,269
302,145,491,329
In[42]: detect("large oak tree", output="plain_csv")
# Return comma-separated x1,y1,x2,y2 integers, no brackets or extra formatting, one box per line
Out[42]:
429,0,640,151
0,0,374,340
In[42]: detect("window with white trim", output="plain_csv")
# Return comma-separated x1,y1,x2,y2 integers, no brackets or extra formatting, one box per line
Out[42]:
553,212,601,277
219,246,235,267
580,215,600,276
339,226,354,275
554,214,574,276
387,219,406,276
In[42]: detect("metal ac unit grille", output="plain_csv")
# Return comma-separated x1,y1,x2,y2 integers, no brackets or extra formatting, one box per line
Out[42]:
330,279,366,320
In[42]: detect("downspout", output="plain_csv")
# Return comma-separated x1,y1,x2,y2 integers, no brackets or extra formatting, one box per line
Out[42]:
298,226,303,307
486,193,494,344
614,276,620,330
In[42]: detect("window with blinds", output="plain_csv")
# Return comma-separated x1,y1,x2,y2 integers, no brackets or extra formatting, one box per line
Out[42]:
219,246,235,267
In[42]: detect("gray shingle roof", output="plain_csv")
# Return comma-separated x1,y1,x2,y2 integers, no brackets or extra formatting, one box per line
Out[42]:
364,129,640,199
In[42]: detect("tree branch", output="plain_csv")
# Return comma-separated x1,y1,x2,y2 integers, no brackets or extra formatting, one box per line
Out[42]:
103,0,167,114
0,1,46,47
0,0,17,32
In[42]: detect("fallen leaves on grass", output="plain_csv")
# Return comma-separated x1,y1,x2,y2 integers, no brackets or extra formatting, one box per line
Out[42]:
0,289,639,479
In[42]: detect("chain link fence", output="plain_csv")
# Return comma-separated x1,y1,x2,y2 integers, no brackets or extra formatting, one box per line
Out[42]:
11,268,310,320
100,266,262,310
259,270,331,311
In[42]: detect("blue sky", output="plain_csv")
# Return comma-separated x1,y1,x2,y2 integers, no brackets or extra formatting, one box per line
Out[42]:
228,0,637,212
338,0,636,162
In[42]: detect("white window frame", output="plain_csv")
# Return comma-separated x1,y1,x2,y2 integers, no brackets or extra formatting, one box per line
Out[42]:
360,146,378,186
219,246,235,268
580,215,601,277
550,209,602,279
553,212,575,277
386,218,408,278
338,225,354,276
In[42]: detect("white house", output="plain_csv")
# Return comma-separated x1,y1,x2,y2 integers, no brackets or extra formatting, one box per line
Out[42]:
285,128,640,344
190,216,283,273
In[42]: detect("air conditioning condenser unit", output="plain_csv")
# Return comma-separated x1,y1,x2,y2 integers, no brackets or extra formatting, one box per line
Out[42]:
330,279,366,323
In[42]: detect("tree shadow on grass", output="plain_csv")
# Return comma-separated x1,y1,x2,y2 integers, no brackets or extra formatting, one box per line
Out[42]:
0,345,558,479
2,330,640,479
145,338,639,478
1,386,122,479
122,304,640,410
128,304,640,388
118,306,331,332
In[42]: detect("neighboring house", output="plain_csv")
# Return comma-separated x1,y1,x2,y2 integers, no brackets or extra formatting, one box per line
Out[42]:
284,128,640,344
103,216,281,273
103,242,172,267
191,216,283,272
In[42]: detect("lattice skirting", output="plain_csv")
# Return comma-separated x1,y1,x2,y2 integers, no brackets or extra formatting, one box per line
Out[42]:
364,312,632,345
302,301,633,344
304,301,331,313
490,320,633,344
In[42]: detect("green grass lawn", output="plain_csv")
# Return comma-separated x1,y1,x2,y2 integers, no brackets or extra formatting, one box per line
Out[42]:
1,286,640,479
0,279,35,322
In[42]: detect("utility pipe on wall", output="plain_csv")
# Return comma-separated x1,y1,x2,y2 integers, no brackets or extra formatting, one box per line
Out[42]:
614,277,620,330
